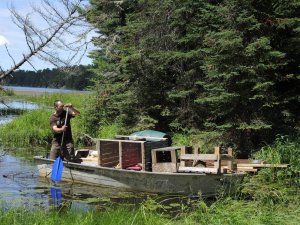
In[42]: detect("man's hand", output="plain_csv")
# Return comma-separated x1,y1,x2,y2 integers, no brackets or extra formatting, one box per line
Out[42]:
64,103,80,116
61,125,68,132
64,103,73,108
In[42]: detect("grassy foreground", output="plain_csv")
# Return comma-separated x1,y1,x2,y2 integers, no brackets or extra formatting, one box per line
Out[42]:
1,195,300,225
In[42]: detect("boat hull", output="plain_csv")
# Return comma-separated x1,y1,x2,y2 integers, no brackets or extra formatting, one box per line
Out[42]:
34,156,244,196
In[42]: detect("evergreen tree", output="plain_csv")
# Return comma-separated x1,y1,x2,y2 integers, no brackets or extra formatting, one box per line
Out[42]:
86,0,300,154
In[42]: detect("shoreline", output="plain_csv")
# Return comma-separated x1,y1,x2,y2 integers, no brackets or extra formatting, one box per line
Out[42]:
13,90,51,95
3,85,88,96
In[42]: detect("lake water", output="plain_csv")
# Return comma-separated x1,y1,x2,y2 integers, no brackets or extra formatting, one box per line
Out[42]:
3,85,88,93
0,149,155,211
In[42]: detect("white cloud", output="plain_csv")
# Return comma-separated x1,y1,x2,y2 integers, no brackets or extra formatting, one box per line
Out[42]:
0,35,9,45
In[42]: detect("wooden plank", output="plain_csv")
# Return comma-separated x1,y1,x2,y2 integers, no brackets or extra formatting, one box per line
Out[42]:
178,166,218,174
119,141,122,169
237,167,258,172
237,163,289,168
152,146,182,151
100,152,119,157
96,140,100,165
180,154,218,161
101,161,119,167
152,162,177,173
214,147,221,173
141,142,145,171
81,157,98,162
99,156,119,164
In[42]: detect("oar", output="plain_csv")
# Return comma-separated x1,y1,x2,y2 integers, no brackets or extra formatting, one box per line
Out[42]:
51,107,69,182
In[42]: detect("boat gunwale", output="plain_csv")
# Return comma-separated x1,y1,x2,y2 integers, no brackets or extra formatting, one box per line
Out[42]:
34,156,245,177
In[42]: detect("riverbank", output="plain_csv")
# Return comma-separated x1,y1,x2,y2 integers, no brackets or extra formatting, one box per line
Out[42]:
13,90,48,95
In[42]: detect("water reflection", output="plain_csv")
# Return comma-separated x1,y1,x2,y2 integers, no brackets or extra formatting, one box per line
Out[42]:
0,115,16,125
0,100,39,110
0,100,40,126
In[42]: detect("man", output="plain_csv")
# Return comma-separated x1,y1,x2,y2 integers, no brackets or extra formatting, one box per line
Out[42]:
49,100,80,162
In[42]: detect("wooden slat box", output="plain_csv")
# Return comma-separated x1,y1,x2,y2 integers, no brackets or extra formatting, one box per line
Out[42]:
151,146,184,173
95,139,168,171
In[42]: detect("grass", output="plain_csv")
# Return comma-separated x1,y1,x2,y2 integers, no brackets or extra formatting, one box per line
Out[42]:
0,110,52,147
1,194,300,225
0,92,90,148
11,92,88,108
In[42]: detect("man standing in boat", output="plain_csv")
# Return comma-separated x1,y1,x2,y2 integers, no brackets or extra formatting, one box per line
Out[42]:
49,100,81,162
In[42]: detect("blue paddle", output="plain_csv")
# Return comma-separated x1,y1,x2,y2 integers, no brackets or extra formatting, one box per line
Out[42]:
50,187,62,206
51,107,69,182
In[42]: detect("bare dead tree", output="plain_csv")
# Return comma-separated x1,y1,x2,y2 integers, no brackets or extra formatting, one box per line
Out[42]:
0,0,94,82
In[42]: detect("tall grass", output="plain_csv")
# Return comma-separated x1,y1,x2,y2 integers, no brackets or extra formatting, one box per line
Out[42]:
0,110,52,147
96,123,122,139
0,92,91,148
0,206,171,225
1,195,300,225
12,92,88,109
253,135,300,185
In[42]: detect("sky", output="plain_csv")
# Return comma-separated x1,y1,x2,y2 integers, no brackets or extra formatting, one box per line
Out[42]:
0,0,93,71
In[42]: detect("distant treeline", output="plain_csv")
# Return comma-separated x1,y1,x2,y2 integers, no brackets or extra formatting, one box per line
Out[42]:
6,65,94,90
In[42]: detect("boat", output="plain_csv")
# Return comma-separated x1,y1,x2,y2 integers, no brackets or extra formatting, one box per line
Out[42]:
34,135,245,196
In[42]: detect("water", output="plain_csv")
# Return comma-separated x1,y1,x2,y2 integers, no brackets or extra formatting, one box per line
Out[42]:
0,149,155,211
0,100,39,110
0,100,40,121
0,115,17,125
3,85,88,93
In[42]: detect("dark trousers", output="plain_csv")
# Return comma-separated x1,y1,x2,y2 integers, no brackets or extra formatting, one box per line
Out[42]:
50,139,75,161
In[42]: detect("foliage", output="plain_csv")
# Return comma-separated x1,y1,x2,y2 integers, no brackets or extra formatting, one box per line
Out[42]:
253,135,300,184
96,123,122,139
5,65,95,91
85,0,300,155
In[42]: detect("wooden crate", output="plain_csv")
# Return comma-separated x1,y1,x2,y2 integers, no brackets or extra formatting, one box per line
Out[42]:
151,146,183,173
178,147,222,174
95,139,168,171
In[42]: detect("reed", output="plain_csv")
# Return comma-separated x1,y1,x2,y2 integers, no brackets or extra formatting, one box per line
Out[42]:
1,195,300,225
0,110,51,147
253,135,300,185
13,92,89,109
0,206,171,225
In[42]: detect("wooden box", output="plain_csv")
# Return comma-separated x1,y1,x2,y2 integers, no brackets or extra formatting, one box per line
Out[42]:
151,146,184,173
96,139,168,171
